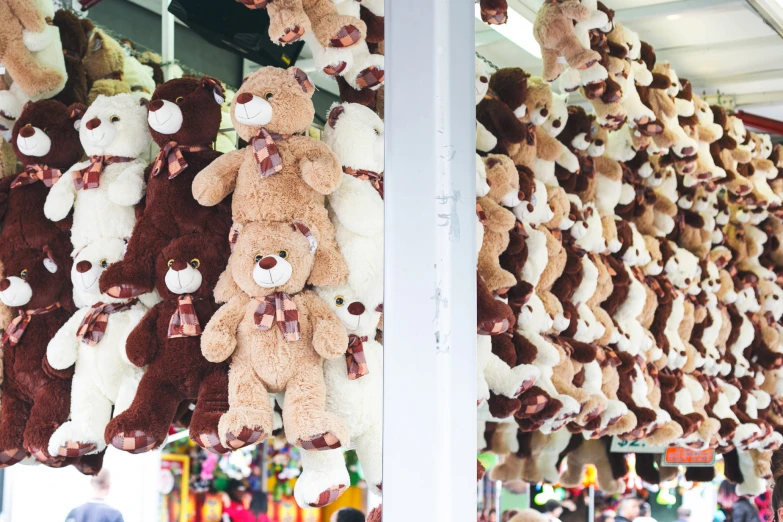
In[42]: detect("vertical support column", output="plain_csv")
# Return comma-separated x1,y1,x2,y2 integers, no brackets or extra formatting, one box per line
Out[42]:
161,0,175,81
384,0,476,519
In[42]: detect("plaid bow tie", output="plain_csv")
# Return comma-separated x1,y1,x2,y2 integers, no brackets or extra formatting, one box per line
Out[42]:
168,295,203,339
346,334,369,380
76,300,138,346
73,156,134,190
250,129,290,179
11,164,62,189
476,202,488,225
151,142,209,179
1,303,61,347
254,292,300,342
343,167,384,199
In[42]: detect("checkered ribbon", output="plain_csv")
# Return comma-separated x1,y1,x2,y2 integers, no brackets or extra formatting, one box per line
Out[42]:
11,164,62,189
151,143,209,179
76,300,138,346
346,334,369,380
73,156,134,190
168,295,203,339
236,0,268,8
254,292,300,342
476,202,487,225
1,303,61,347
343,167,384,199
250,129,290,179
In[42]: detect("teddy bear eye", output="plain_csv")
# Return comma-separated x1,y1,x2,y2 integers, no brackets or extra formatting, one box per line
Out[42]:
167,259,175,268
20,269,27,280
335,296,345,306
175,96,185,104
110,116,120,123
100,259,108,269
264,92,274,100
278,250,288,259
42,127,49,135
190,258,200,269
254,254,263,263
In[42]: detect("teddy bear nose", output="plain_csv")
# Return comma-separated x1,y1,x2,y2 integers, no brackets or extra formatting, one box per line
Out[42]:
552,120,562,128
594,139,604,147
347,302,365,316
681,147,695,156
85,118,102,130
479,76,488,84
540,108,549,117
76,260,92,273
259,257,277,270
236,92,254,105
19,125,35,138
148,99,165,112
171,259,188,271
0,279,10,292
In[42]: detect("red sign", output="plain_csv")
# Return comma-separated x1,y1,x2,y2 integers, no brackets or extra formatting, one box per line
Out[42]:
663,447,715,467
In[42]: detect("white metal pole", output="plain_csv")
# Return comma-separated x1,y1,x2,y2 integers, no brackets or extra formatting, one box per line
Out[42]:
384,0,477,519
161,0,175,80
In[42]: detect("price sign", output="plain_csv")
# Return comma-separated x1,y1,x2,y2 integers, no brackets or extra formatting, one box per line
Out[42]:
610,436,666,454
661,447,715,467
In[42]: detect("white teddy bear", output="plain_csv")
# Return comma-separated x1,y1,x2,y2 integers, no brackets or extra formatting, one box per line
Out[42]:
322,102,384,309
476,58,498,153
292,282,383,508
46,239,148,457
44,93,151,252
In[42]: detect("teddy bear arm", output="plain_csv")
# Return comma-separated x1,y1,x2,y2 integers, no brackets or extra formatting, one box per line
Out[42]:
107,163,146,206
202,296,247,363
44,167,78,221
7,0,47,34
489,107,528,145
303,293,349,360
296,138,343,195
536,130,562,163
125,306,162,368
46,309,88,371
560,1,593,23
192,149,244,207
480,197,516,233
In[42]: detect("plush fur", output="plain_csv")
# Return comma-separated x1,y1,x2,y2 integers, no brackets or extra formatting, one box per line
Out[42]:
51,10,93,107
533,0,601,82
193,67,348,287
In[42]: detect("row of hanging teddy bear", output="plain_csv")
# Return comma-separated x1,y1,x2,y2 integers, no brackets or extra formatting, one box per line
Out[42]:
474,0,783,499
0,15,386,518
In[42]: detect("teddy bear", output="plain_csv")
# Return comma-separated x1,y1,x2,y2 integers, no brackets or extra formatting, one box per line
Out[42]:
51,10,93,107
82,29,132,104
321,102,384,307
0,239,75,467
44,93,151,252
104,234,232,454
559,437,627,494
193,67,347,287
98,77,233,299
293,281,385,507
533,0,601,83
201,221,350,450
476,58,499,154
0,0,67,127
45,238,148,458
557,0,611,97
711,109,754,197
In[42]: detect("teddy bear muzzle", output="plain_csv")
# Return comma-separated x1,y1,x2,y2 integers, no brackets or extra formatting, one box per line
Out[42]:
0,277,33,307
234,92,273,126
73,260,101,293
147,99,184,135
164,260,203,295
82,116,117,147
253,254,293,288
16,124,52,157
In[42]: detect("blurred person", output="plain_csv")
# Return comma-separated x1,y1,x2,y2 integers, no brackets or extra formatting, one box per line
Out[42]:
222,480,255,522
616,498,641,522
772,449,783,522
249,491,270,522
638,503,652,518
332,507,366,522
733,495,762,522
677,507,692,522
598,513,616,522
544,500,564,522
65,470,123,522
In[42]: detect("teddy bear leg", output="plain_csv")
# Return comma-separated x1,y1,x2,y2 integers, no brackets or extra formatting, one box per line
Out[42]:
490,453,524,482
190,368,231,455
99,221,168,297
24,378,71,466
284,365,349,451
1,42,65,99
303,0,366,49
344,44,385,91
219,362,273,450
266,0,312,44
295,449,350,508
354,424,383,494
0,390,31,467
105,374,183,453
541,48,565,83
48,375,113,458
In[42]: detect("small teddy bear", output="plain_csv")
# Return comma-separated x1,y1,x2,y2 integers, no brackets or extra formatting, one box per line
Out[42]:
201,221,350,451
105,234,231,454
99,77,233,299
46,239,148,458
533,0,601,83
193,67,347,287
44,93,151,252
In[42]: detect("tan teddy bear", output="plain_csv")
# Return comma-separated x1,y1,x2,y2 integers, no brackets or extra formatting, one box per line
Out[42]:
533,0,601,83
83,30,132,104
478,155,518,293
201,221,349,451
193,67,347,287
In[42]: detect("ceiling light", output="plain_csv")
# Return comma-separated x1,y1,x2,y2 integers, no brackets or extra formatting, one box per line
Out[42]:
666,14,681,20
475,4,542,59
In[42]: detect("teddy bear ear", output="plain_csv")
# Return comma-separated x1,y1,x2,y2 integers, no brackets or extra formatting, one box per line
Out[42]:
228,223,244,253
291,222,318,254
326,105,345,129
67,103,87,121
90,32,104,53
200,77,226,105
289,68,315,97
42,246,58,274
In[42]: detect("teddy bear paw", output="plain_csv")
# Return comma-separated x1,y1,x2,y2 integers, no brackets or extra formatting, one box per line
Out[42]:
110,430,158,454
224,427,266,451
354,66,385,90
329,25,363,48
56,441,97,458
105,284,146,299
29,446,66,467
23,27,56,52
481,8,508,25
0,448,27,468
195,432,230,455
323,61,348,77
298,432,342,452
279,25,306,44
310,485,348,508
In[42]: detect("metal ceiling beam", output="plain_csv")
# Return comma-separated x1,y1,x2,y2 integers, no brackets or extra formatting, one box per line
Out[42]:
615,0,747,23
656,35,781,56
702,90,783,109
689,69,783,89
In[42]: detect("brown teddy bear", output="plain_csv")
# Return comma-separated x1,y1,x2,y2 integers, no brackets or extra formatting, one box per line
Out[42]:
533,0,601,83
201,221,350,451
52,10,93,107
83,29,132,104
193,67,347,287
478,155,518,293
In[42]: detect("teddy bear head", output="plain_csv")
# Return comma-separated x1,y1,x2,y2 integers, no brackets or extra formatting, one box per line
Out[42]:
12,100,86,168
227,221,320,298
542,92,569,138
559,106,593,152
699,258,722,297
484,154,520,207
522,77,553,126
146,77,226,147
759,279,783,323
475,57,490,106
518,293,553,335
230,67,316,141
71,238,129,309
664,243,702,294
316,283,382,339
155,234,230,302
644,235,664,276
83,29,126,84
0,245,69,310
79,94,151,158
487,68,530,119
753,132,774,160
513,165,553,225
569,198,606,254
323,102,384,174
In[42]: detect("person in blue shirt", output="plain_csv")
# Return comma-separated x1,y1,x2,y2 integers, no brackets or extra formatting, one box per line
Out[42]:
65,469,123,522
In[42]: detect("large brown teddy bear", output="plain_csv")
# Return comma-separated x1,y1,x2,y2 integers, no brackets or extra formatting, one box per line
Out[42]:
478,155,518,293
106,234,231,455
533,0,601,83
193,67,347,287
201,221,349,451
100,77,233,299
